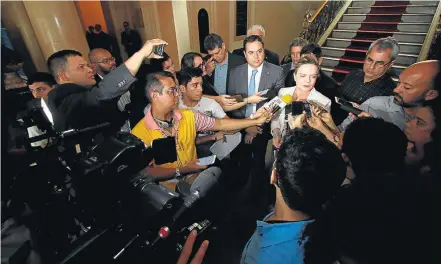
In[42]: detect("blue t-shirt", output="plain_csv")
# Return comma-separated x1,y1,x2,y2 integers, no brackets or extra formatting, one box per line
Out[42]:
241,212,313,264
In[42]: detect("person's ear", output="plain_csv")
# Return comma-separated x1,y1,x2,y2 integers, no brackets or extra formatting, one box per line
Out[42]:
58,71,69,82
179,84,186,93
222,43,226,51
388,60,396,69
270,168,277,185
425,89,439,101
318,57,323,65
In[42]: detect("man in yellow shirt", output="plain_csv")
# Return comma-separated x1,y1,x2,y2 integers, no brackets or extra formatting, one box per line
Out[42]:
132,71,270,189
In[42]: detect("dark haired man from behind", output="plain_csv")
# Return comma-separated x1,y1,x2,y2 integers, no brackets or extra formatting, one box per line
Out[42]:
241,128,346,264
46,39,167,132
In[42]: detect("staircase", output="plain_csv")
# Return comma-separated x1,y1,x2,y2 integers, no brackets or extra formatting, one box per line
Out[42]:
320,0,441,84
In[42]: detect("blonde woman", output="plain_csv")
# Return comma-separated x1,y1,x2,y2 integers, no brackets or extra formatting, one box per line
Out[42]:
271,56,331,148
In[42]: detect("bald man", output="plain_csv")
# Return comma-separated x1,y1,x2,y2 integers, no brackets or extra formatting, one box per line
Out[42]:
339,60,440,131
89,48,131,132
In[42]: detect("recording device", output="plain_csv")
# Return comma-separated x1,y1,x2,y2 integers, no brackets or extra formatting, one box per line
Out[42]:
153,44,165,56
335,97,362,115
227,94,244,102
261,94,294,114
151,168,221,246
151,137,178,165
5,119,218,263
197,155,216,166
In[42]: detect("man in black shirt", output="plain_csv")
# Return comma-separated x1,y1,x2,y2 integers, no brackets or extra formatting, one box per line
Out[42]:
338,37,398,105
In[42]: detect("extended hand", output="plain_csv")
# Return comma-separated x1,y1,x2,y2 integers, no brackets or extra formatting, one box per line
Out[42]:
244,133,255,144
184,160,207,173
245,126,262,136
246,93,268,104
176,231,209,264
349,111,372,120
217,95,237,107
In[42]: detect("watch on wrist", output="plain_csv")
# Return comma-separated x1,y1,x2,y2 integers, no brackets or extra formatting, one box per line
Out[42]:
175,167,181,177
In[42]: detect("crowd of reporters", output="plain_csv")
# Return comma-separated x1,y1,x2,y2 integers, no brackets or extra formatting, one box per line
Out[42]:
4,23,441,264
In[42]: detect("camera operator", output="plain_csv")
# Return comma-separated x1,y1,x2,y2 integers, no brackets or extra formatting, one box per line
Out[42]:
46,39,167,132
131,71,271,190
25,72,57,148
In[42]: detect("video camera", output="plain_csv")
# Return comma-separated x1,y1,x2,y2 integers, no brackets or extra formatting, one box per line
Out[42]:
5,113,216,264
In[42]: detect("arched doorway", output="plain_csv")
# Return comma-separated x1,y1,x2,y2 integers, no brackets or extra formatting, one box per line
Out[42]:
197,9,209,53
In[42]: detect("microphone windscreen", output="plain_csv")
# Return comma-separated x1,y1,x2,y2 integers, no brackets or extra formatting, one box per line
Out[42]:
265,89,278,100
189,167,221,198
281,94,293,104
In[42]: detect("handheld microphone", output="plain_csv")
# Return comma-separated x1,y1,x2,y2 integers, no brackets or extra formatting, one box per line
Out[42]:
151,167,221,245
261,94,293,114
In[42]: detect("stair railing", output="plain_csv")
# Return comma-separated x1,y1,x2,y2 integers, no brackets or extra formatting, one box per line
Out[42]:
299,0,350,45
420,1,441,61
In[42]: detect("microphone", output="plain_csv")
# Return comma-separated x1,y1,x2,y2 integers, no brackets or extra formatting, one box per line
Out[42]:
261,94,293,114
152,167,221,245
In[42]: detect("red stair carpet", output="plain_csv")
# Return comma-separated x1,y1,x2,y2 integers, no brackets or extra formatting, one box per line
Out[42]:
331,1,411,83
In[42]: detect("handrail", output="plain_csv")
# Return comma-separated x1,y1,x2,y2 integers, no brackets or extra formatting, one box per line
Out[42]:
317,0,352,46
417,1,441,61
310,0,329,22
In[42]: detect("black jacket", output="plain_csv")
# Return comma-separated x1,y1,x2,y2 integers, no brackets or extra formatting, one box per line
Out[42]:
232,48,280,66
206,52,246,94
47,65,136,132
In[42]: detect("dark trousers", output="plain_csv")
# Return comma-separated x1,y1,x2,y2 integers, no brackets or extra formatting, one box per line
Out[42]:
230,132,270,202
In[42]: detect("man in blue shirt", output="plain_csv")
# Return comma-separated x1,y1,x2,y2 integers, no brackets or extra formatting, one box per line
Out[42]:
241,128,347,264
203,33,246,108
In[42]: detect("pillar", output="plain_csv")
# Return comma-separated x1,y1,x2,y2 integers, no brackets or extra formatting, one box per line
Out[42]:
23,1,90,60
1,1,47,72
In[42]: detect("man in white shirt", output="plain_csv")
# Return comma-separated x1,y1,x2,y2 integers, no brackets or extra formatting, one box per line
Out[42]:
25,72,56,147
178,67,233,157
89,48,131,132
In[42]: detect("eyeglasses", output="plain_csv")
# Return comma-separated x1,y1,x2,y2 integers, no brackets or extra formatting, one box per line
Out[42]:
196,63,205,70
93,57,115,64
364,57,392,68
165,86,180,96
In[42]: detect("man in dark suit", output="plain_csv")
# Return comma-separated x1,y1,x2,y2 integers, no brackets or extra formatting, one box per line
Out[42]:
228,35,285,204
203,33,246,108
121,22,142,57
232,24,280,66
46,39,167,132
281,37,308,86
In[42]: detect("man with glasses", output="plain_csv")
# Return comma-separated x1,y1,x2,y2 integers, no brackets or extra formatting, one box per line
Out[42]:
47,39,167,132
338,37,398,105
89,48,131,132
339,60,440,132
131,71,271,190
